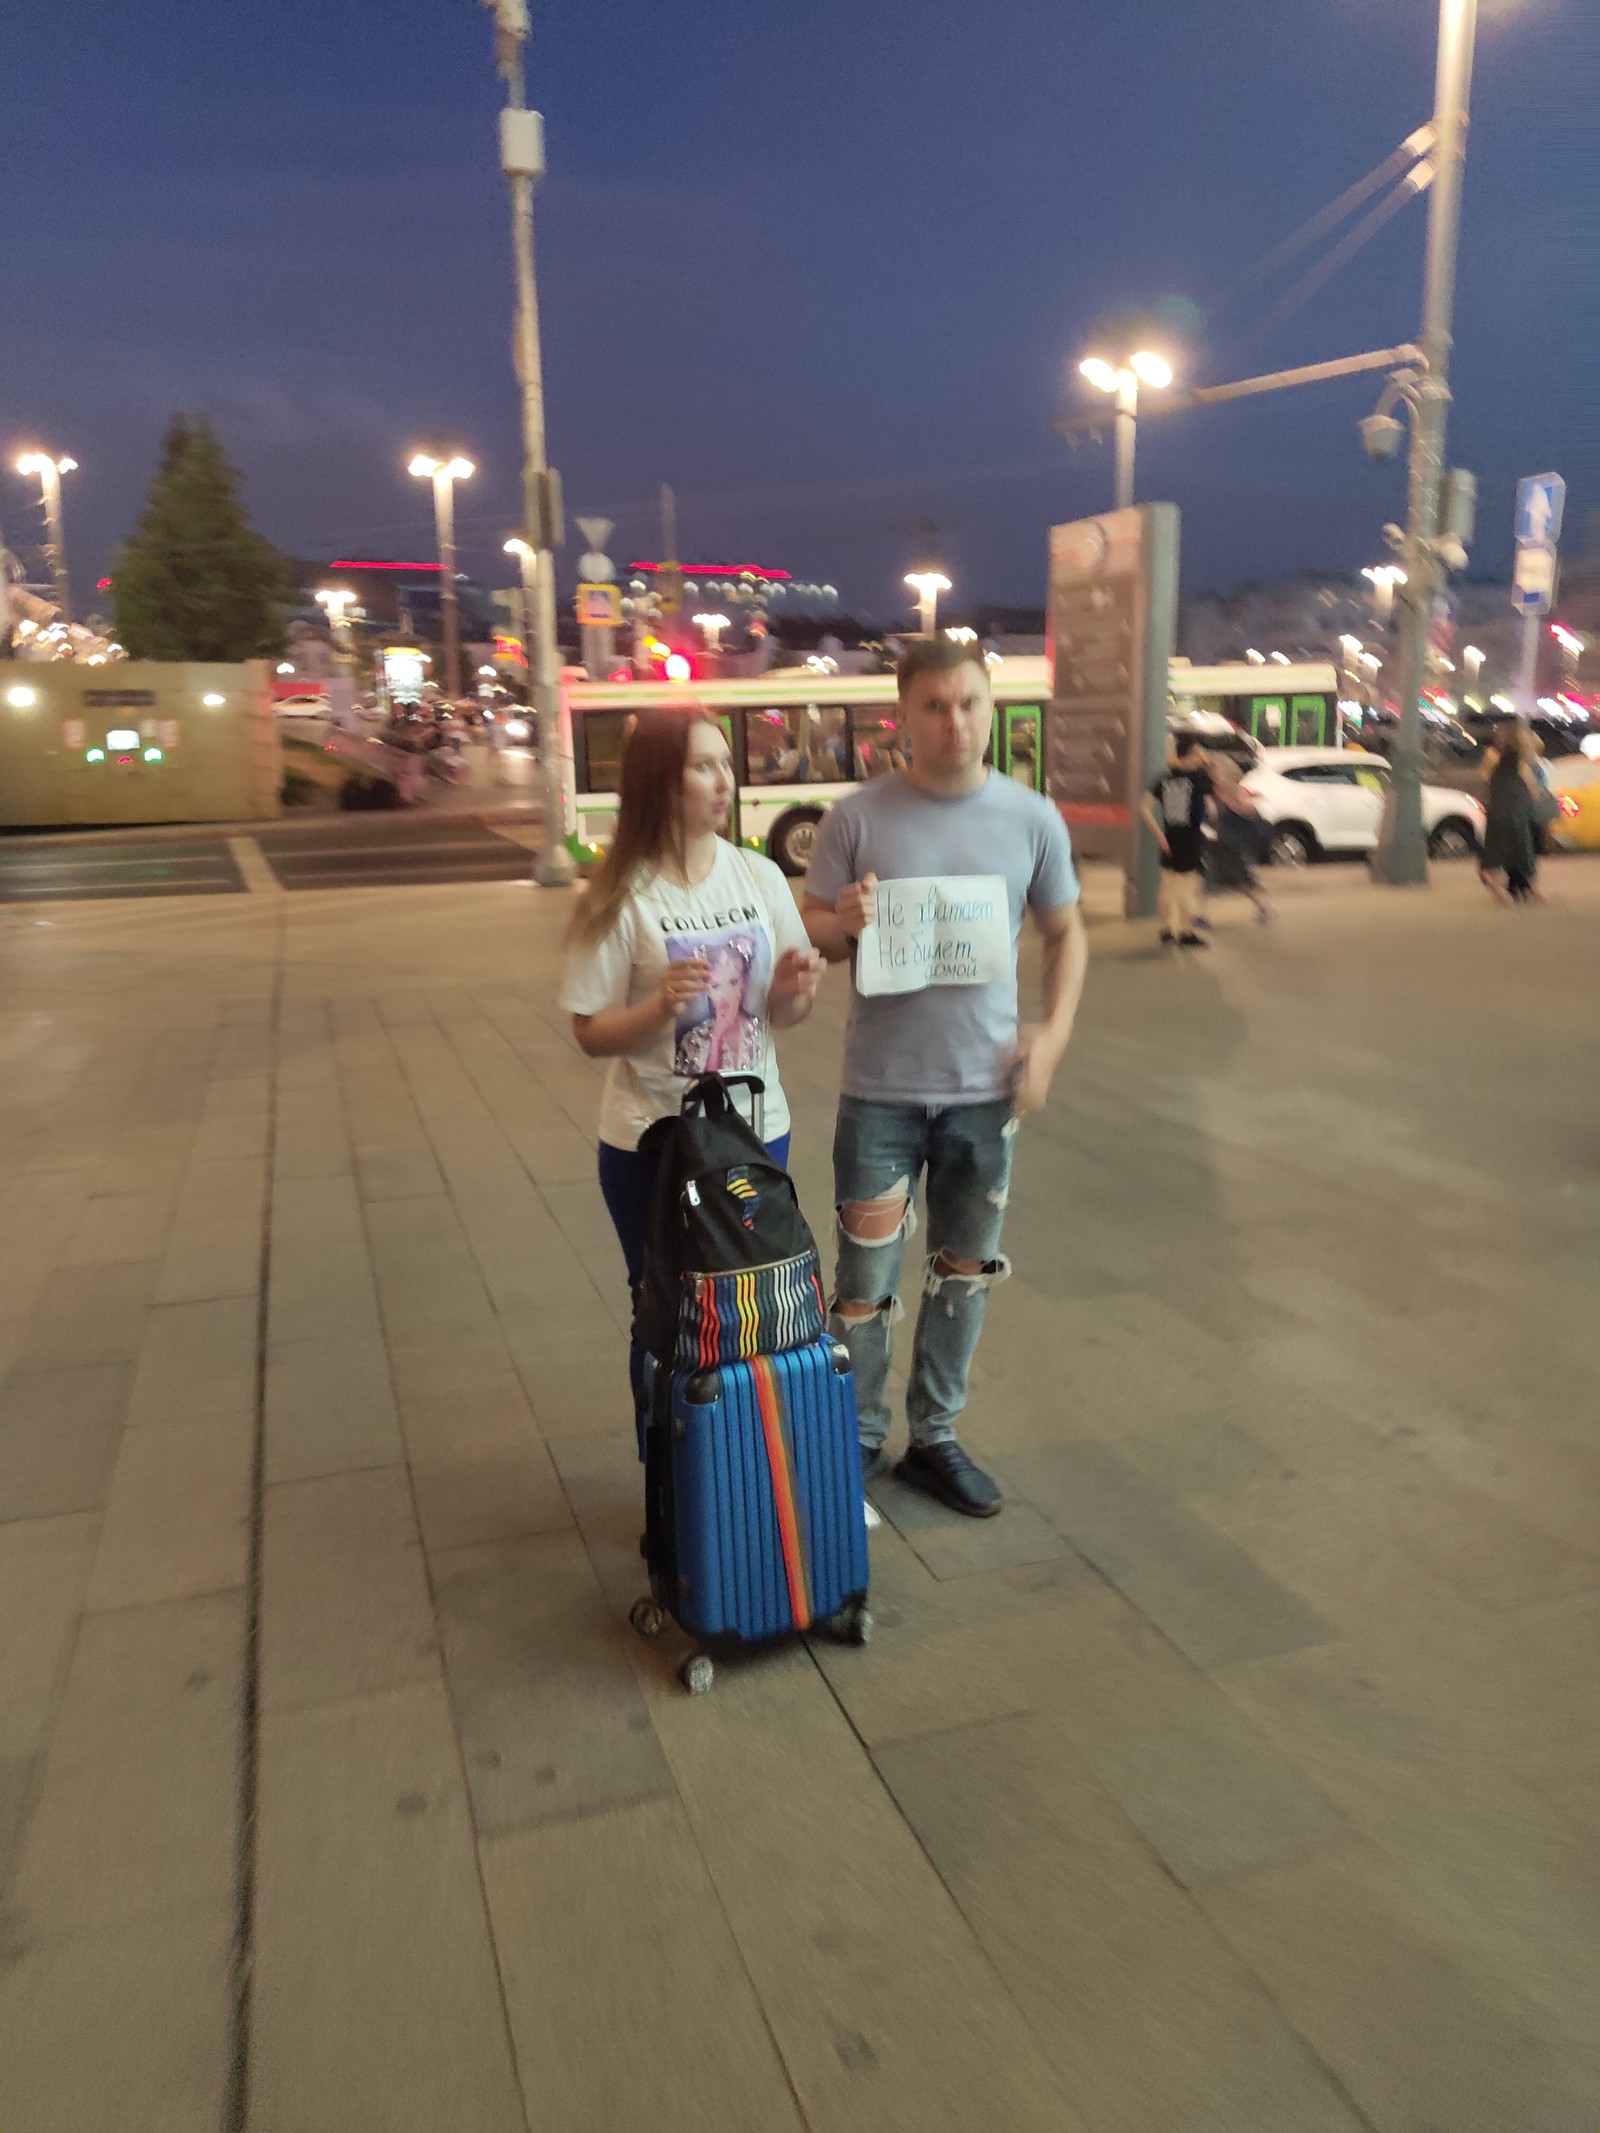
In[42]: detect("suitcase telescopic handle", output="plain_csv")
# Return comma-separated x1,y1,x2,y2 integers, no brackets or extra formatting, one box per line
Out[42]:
682,1073,766,1138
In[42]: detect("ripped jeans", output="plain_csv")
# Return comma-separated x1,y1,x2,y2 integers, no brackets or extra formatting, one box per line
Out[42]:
829,1095,1015,1452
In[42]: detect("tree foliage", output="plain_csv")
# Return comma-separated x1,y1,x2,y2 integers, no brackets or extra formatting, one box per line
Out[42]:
114,416,291,662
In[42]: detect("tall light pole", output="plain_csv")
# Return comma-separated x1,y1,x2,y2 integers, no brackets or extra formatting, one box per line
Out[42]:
1078,350,1173,510
1373,0,1478,885
408,452,473,699
904,569,951,639
16,453,77,621
483,0,574,887
503,537,538,702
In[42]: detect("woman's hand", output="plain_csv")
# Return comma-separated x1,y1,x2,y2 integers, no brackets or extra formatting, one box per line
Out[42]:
654,957,710,1020
771,945,823,1006
769,945,823,1027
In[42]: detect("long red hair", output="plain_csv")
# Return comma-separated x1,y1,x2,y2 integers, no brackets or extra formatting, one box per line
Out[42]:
567,708,726,946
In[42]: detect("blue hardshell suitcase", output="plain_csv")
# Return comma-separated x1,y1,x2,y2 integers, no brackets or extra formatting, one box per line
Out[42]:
634,1337,872,1688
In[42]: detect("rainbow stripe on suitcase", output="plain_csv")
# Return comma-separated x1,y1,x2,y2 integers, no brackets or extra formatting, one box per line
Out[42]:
657,1338,870,1644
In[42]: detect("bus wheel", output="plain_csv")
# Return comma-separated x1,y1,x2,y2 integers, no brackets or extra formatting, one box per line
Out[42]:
769,808,824,876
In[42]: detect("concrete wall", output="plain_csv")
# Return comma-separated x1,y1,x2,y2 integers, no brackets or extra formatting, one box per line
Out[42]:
0,661,281,827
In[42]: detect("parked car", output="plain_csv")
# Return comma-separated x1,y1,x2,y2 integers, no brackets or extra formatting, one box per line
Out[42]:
1236,748,1485,865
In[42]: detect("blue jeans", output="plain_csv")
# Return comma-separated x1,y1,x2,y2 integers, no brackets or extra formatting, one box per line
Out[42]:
829,1096,1015,1452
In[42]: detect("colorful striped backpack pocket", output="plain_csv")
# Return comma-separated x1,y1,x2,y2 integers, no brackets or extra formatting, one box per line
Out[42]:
675,1250,827,1370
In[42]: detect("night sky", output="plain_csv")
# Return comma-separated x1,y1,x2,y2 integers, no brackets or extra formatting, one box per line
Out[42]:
5,0,1597,622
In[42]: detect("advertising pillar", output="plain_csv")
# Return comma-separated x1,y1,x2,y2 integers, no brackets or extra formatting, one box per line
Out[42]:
1045,504,1180,919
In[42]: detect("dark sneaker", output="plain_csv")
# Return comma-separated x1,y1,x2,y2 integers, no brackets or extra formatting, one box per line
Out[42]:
1177,932,1209,948
1158,930,1177,945
861,1444,889,1483
895,1440,1003,1518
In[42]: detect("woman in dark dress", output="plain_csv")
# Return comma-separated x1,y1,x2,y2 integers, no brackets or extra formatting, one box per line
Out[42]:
1480,722,1544,904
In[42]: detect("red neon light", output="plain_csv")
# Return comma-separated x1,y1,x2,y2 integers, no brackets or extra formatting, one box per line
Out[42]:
329,559,443,572
627,561,791,581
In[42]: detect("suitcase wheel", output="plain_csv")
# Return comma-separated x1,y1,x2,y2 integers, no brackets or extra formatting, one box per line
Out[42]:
823,1601,873,1647
679,1652,715,1696
630,1597,666,1640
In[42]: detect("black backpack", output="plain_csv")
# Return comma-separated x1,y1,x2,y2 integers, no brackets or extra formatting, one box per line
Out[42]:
635,1073,826,1368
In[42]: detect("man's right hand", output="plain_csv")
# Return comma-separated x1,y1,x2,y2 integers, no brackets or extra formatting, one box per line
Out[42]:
835,873,879,941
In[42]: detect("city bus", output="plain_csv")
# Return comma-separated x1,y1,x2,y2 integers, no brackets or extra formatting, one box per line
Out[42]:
558,656,1339,874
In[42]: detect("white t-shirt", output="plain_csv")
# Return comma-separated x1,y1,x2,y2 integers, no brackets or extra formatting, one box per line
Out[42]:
559,842,810,1151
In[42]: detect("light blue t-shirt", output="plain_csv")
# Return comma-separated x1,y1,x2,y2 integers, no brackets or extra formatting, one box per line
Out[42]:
805,771,1079,1105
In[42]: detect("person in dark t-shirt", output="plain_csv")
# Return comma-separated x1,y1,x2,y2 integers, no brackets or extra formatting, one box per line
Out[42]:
1140,731,1214,947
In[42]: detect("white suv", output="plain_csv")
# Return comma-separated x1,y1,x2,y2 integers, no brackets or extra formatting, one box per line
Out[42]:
1236,747,1484,866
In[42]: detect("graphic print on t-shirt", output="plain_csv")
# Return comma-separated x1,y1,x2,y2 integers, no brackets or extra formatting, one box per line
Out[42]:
666,922,772,1077
1158,771,1208,829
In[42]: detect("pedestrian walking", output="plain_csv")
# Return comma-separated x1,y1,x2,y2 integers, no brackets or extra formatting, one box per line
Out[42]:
1140,731,1214,945
803,639,1088,1518
559,709,823,1293
1207,754,1274,924
1479,721,1547,905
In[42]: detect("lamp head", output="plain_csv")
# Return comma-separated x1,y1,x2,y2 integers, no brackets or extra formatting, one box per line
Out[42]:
408,454,440,478
443,457,475,481
1128,350,1172,389
503,537,531,558
1078,357,1118,395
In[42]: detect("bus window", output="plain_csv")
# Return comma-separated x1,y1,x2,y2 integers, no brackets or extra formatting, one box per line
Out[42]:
744,704,849,786
850,705,909,779
578,709,630,792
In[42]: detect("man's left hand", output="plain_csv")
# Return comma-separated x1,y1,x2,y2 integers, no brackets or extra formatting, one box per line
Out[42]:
1009,1024,1065,1116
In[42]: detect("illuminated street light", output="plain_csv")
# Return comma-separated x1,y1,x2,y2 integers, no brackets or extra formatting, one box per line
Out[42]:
1078,348,1174,508
944,626,978,645
904,569,952,639
408,451,475,697
693,611,730,653
1339,634,1364,656
1462,643,1484,684
314,587,358,666
15,451,77,620
1269,651,1291,666
1362,564,1407,624
1245,648,1266,665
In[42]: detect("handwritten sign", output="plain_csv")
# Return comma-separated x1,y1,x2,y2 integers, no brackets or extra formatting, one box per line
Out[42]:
856,875,1010,996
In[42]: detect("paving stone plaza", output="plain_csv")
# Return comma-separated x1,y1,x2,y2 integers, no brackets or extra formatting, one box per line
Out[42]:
1,857,1598,2131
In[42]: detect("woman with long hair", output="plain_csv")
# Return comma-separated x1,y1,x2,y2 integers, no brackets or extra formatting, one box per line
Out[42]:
1480,720,1546,905
559,709,822,1289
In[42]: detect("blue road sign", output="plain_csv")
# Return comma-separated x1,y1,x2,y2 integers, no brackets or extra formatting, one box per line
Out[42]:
1515,473,1565,550
1511,542,1556,615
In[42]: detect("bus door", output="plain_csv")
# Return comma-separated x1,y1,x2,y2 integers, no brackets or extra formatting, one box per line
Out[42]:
999,703,1043,790
1288,694,1327,746
1248,696,1287,745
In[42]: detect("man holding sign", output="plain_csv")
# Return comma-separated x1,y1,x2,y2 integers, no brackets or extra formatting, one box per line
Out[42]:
804,639,1088,1517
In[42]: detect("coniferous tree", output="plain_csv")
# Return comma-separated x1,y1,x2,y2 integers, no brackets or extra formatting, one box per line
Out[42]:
114,416,291,661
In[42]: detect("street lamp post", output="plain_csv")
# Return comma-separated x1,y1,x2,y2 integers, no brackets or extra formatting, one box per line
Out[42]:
1372,0,1478,886
1078,351,1172,511
503,537,539,702
15,453,77,622
483,0,574,887
408,453,474,700
904,570,951,639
